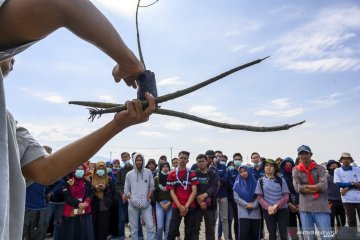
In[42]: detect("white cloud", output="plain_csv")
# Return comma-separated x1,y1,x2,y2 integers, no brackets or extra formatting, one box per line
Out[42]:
98,95,118,102
231,44,247,52
137,130,166,138
310,93,341,108
247,45,266,54
225,18,263,37
254,98,304,118
164,119,187,131
20,88,65,103
157,77,185,87
274,6,360,72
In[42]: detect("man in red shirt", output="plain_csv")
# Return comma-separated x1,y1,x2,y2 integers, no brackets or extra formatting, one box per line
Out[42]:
167,151,199,240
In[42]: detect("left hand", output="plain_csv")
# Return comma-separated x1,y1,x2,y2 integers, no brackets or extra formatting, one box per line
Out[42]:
114,93,155,129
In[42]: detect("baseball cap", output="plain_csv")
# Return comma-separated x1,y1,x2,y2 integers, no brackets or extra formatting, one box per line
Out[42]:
297,145,312,154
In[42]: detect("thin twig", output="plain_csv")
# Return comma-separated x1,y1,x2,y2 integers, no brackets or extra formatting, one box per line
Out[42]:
139,0,159,7
136,0,146,68
68,101,305,132
69,57,270,118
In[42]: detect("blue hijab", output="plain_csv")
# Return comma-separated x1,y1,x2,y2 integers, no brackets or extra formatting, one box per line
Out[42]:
233,165,257,203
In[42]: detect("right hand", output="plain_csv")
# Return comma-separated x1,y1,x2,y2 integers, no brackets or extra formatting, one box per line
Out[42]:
112,59,145,88
288,203,298,213
122,193,128,203
341,187,349,196
78,202,89,209
179,205,187,217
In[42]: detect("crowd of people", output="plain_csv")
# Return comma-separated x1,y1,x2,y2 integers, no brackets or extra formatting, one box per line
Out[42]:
22,145,359,240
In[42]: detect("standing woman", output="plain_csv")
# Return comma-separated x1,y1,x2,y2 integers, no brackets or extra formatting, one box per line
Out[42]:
233,165,261,240
154,162,173,240
92,161,114,240
255,159,289,240
60,165,95,240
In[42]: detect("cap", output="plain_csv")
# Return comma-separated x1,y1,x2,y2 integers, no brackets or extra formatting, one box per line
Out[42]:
326,159,341,170
205,150,215,157
339,152,353,162
297,145,312,154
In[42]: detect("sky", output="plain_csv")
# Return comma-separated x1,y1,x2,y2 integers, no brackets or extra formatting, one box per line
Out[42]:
4,0,360,166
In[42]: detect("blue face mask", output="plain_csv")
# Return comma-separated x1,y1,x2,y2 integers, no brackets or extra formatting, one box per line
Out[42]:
96,169,105,177
75,169,84,179
220,161,226,166
106,167,112,173
234,160,243,167
253,162,261,167
228,166,235,171
161,170,169,175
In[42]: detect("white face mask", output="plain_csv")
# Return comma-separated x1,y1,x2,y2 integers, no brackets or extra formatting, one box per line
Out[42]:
220,161,226,166
234,160,243,167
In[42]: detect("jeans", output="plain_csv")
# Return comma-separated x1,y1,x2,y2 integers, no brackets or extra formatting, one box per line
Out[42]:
118,199,143,240
46,203,64,240
128,204,155,240
299,212,332,240
263,207,289,240
156,202,172,240
217,197,229,240
218,199,238,240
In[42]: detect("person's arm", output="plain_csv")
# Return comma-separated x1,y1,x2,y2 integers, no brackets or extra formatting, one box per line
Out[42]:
185,184,197,209
256,194,270,210
275,193,289,209
292,169,306,193
315,167,327,192
170,189,182,208
233,191,248,207
0,0,143,85
124,173,131,198
22,94,155,185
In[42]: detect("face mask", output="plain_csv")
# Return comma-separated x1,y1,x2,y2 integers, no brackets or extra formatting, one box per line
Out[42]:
234,160,242,167
253,162,261,167
113,167,120,170
161,170,169,175
228,166,235,171
215,157,221,163
284,165,293,173
106,167,112,173
96,169,105,177
220,161,226,166
124,160,130,166
75,169,84,179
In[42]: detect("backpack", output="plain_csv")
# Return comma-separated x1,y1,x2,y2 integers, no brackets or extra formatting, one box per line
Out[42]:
259,175,283,195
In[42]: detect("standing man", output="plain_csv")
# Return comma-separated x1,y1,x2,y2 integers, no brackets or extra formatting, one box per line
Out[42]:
334,152,360,228
194,154,219,240
251,152,264,180
167,151,199,240
125,153,155,240
171,158,178,170
214,150,229,240
326,159,346,228
115,152,143,240
292,145,332,240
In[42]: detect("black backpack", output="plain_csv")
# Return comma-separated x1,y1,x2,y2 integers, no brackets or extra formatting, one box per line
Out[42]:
259,175,283,194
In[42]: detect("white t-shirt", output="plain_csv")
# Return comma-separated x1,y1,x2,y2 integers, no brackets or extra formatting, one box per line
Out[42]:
1,68,46,239
334,166,360,203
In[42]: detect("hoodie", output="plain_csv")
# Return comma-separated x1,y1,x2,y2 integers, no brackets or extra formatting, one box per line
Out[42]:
124,153,155,199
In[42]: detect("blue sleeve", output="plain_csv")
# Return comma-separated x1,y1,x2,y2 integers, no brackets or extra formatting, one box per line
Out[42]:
50,179,65,195
336,182,353,188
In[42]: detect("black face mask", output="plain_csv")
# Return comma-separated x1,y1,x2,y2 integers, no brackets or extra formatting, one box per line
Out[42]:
328,169,335,175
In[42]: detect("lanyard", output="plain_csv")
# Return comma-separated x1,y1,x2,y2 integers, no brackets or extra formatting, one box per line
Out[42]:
176,167,189,190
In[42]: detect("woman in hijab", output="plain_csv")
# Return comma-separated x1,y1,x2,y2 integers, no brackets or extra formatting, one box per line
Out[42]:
233,165,261,240
91,161,113,240
154,162,172,240
60,164,95,240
